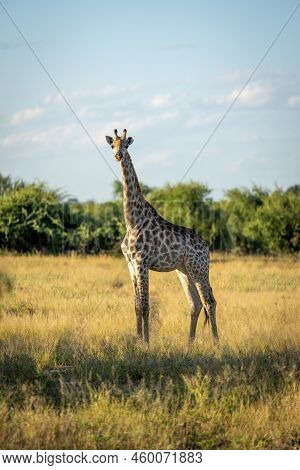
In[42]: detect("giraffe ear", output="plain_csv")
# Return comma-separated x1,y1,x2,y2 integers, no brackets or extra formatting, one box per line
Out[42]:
105,136,113,145
127,137,134,146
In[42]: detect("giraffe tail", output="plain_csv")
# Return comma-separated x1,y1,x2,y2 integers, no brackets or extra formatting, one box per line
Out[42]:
203,308,210,327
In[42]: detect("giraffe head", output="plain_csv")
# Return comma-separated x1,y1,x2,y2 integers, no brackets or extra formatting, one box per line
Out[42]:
105,129,134,161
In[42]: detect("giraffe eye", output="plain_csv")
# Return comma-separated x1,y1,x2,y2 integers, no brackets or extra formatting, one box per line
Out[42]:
111,144,115,149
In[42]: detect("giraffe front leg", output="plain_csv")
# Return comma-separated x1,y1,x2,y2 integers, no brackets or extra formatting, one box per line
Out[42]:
127,261,142,340
135,264,150,344
136,299,143,340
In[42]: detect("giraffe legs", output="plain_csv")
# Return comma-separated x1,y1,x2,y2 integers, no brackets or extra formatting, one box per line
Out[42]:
127,261,142,339
136,264,150,344
184,259,219,343
125,252,218,345
196,281,218,342
127,260,149,343
176,270,203,343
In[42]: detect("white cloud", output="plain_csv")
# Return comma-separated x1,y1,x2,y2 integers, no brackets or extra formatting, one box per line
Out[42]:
204,80,274,108
44,84,131,107
233,81,273,107
0,124,77,148
44,93,64,105
149,93,180,109
150,94,171,108
216,71,300,112
288,95,300,108
10,106,45,125
0,131,47,147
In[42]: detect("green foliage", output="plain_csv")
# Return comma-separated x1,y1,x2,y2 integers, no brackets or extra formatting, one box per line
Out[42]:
0,173,299,254
223,186,269,253
65,200,125,253
148,182,211,230
0,183,65,253
223,186,300,254
256,188,300,253
0,176,126,254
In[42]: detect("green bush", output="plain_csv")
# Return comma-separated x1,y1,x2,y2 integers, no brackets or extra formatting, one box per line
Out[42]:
65,200,124,253
223,186,300,254
256,188,300,253
0,183,65,253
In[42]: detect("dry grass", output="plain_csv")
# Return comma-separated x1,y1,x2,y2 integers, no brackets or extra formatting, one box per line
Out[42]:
0,253,299,449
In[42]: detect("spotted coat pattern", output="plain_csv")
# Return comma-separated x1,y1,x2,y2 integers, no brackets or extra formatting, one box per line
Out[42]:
106,129,219,344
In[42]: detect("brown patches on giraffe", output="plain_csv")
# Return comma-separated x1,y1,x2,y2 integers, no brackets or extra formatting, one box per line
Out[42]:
106,129,219,344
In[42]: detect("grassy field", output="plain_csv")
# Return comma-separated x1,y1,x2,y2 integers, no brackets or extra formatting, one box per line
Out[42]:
0,253,299,449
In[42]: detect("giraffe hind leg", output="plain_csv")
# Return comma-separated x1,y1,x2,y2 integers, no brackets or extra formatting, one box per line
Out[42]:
176,270,203,343
184,256,219,342
196,281,218,342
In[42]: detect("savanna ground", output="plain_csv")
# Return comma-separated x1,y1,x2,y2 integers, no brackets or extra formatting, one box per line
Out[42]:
0,253,299,450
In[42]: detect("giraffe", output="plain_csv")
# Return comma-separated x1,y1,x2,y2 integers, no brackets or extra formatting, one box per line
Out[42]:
105,129,219,345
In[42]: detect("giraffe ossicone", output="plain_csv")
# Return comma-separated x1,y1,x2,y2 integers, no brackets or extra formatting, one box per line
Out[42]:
105,128,219,344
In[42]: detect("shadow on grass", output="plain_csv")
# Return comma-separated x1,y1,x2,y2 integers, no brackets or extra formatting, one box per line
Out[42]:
0,335,298,408
72,340,299,397
0,352,38,391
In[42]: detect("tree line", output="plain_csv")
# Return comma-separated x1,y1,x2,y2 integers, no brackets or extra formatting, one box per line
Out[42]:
0,173,299,255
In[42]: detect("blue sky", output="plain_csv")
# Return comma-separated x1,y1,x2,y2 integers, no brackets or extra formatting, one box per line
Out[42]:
0,0,299,201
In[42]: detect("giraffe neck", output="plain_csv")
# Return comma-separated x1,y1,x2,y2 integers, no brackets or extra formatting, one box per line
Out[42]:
120,152,145,228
